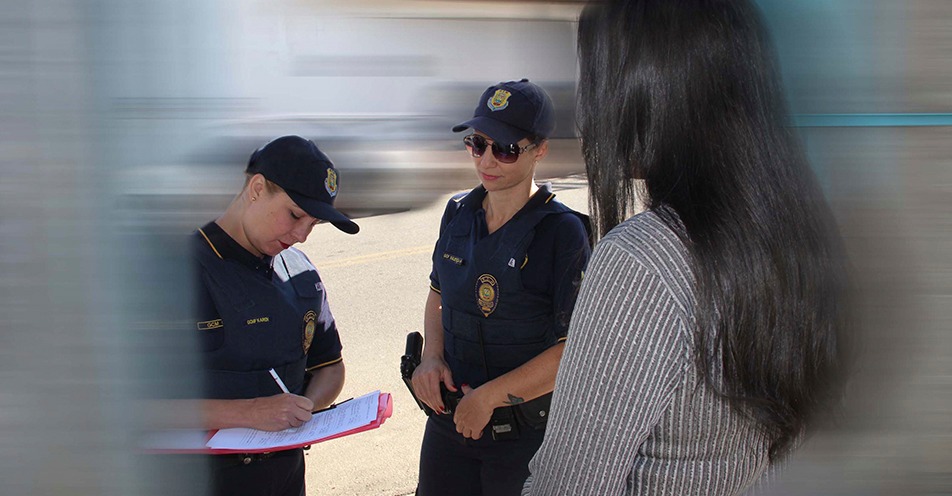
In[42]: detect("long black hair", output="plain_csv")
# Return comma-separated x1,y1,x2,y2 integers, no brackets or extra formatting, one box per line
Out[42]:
577,0,850,461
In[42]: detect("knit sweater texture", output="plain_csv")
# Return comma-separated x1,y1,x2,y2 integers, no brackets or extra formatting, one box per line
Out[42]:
523,209,770,495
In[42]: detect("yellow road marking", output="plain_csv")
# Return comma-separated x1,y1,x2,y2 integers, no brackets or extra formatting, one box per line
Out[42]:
316,245,432,269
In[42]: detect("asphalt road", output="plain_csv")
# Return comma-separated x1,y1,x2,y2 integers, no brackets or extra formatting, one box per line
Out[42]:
293,175,590,496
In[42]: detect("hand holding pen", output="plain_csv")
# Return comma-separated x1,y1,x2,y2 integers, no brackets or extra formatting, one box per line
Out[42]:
242,368,314,432
265,368,354,427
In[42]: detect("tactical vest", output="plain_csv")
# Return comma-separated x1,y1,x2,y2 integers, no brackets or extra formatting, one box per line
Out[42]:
194,235,323,400
436,185,581,388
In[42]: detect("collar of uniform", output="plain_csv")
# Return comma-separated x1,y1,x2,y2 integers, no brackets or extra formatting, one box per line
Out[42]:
199,221,274,274
458,184,488,209
525,183,556,210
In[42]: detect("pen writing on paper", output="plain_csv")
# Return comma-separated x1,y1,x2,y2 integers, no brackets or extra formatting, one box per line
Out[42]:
206,392,381,450
269,368,290,394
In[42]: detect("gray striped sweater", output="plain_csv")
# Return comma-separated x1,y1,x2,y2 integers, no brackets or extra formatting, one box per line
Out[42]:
523,209,770,495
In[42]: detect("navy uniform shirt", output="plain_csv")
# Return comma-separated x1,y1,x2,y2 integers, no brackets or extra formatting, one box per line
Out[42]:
194,221,342,399
430,185,590,343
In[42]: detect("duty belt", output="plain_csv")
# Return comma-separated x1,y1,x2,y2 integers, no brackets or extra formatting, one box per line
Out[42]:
212,447,302,468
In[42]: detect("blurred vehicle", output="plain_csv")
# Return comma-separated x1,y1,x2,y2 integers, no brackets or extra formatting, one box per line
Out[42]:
187,114,480,216
116,114,474,227
117,81,584,228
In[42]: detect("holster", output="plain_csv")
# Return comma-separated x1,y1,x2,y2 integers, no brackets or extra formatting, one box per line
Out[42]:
512,392,551,430
487,392,552,441
489,405,520,441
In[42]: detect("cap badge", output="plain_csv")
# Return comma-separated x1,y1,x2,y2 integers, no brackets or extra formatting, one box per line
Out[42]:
302,310,317,353
487,89,511,112
476,273,499,317
325,168,338,197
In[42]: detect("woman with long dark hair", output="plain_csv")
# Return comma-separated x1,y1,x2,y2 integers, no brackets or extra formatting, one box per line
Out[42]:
523,1,850,494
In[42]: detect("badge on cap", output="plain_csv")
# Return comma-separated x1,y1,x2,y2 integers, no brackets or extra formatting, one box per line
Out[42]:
476,273,499,317
487,89,511,112
302,310,317,353
325,168,338,197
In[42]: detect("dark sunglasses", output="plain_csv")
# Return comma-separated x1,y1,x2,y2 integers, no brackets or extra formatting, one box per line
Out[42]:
463,134,537,164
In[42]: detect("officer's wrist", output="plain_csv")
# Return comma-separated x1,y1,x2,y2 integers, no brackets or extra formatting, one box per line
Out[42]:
421,349,444,361
475,381,508,410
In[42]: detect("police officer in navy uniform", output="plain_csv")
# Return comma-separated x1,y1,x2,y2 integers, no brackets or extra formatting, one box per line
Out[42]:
193,135,358,496
411,79,592,496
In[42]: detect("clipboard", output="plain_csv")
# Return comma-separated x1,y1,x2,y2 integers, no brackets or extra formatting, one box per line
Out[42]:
142,391,392,454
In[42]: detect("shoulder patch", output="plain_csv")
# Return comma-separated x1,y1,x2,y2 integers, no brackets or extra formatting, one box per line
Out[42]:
303,310,317,353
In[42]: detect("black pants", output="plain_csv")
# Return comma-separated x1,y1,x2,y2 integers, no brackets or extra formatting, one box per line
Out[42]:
209,448,305,496
417,414,545,496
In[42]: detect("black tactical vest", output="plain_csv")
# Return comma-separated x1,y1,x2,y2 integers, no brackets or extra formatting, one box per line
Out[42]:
194,236,324,400
435,184,581,388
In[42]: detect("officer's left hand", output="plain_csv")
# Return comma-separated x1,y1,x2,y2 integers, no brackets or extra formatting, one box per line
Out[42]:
453,384,493,440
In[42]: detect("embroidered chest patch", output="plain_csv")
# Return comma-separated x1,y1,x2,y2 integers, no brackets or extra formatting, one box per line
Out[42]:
476,273,499,317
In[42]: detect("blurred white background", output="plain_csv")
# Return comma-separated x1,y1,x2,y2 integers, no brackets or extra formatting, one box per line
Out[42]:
0,0,949,494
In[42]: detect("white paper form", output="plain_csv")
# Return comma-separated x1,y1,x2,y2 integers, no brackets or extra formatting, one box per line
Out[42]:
206,390,380,450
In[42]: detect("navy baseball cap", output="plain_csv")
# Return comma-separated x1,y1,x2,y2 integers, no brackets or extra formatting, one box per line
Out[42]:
452,78,556,145
246,135,359,234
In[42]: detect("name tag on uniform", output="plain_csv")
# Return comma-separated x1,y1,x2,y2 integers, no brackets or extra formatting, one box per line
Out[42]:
442,253,465,266
197,319,223,331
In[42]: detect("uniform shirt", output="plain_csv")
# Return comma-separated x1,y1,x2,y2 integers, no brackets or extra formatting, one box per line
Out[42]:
194,221,342,380
429,186,590,341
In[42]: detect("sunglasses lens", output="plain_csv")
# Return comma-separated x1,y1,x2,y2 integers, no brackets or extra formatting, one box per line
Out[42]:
464,135,523,163
491,143,520,164
464,135,487,158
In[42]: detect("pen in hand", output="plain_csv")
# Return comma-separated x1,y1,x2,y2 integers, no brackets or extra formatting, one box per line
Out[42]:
269,368,290,394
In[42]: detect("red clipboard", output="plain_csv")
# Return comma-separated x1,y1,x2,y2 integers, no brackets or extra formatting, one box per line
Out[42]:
143,392,392,454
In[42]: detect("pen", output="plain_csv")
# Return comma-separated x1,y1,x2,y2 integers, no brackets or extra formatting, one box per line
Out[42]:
312,397,353,415
268,368,290,394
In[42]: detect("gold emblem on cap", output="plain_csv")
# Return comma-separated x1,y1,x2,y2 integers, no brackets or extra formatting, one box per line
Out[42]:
325,168,338,197
476,273,499,317
487,89,511,112
303,310,317,353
